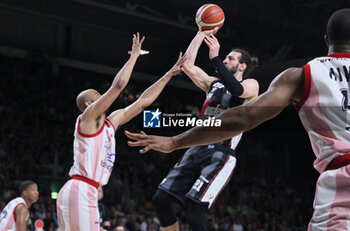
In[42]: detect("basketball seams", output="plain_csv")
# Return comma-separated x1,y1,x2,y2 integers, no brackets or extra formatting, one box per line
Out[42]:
196,4,214,24
195,4,225,30
202,10,224,23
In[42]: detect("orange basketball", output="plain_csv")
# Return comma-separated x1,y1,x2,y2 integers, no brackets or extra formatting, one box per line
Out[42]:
195,4,225,31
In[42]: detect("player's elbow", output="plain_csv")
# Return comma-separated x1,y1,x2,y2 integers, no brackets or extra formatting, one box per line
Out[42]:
113,79,127,90
140,98,152,108
136,97,153,111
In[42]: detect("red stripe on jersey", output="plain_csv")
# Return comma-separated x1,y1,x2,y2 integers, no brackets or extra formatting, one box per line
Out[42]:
105,118,116,132
199,99,212,118
71,175,99,189
13,203,26,222
77,118,105,138
199,155,230,200
295,64,311,112
326,153,350,170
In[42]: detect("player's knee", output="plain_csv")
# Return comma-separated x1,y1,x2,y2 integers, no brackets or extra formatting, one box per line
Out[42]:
185,201,208,231
152,190,177,227
152,189,171,210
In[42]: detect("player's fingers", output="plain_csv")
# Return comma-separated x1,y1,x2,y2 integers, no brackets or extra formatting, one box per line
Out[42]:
127,140,147,147
177,52,183,60
204,38,212,46
136,32,140,42
209,35,217,43
125,130,144,140
213,26,219,34
178,57,187,66
211,34,219,43
140,36,145,45
178,53,188,64
140,146,151,154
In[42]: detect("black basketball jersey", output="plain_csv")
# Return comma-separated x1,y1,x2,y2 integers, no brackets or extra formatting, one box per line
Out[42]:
199,80,244,149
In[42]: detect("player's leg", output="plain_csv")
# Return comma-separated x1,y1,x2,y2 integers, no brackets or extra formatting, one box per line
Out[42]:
186,149,236,208
76,181,100,231
154,147,202,230
57,180,100,231
185,149,236,230
152,189,179,231
57,181,71,231
185,200,208,231
308,165,350,231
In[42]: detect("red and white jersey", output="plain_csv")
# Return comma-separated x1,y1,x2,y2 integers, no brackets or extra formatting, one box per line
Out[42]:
0,197,28,230
297,53,350,173
69,116,116,186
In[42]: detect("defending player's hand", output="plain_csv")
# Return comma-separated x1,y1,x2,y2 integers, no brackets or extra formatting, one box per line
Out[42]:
204,34,220,60
125,130,175,154
168,52,187,76
128,32,146,57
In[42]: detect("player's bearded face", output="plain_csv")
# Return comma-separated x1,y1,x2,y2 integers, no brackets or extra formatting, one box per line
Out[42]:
224,51,241,75
227,63,239,74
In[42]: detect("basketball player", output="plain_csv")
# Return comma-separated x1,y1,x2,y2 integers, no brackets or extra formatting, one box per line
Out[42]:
0,181,39,231
126,8,350,231
56,32,187,231
98,187,111,231
134,28,258,231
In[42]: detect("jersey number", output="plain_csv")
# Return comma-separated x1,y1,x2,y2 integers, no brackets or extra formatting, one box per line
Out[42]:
341,89,350,111
192,179,204,192
0,210,8,223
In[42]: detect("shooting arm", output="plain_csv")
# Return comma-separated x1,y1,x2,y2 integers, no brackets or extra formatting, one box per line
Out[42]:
182,32,217,92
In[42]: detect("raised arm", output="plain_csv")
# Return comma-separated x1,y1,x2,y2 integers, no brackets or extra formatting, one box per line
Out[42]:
204,34,259,100
81,33,145,123
181,29,219,93
125,67,304,153
108,52,187,128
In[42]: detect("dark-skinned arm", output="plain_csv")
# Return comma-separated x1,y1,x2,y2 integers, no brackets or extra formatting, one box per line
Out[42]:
125,67,304,153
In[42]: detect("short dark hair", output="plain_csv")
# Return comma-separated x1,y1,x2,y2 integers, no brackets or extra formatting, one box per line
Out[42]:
231,48,259,77
19,180,36,194
326,8,350,45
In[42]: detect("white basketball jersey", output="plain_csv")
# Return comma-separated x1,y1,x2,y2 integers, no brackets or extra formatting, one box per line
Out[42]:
0,197,28,230
297,53,350,173
69,116,116,186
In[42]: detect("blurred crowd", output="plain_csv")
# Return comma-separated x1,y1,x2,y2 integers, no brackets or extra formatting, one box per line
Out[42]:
0,54,313,231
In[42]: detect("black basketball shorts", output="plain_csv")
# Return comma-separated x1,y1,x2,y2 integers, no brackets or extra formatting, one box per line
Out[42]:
158,145,236,208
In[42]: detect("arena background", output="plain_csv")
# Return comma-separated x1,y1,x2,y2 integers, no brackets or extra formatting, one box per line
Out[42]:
1,0,350,230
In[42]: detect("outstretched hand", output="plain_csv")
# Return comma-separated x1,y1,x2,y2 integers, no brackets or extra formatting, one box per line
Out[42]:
125,130,175,154
128,32,146,57
198,26,220,36
204,34,220,60
168,52,188,76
